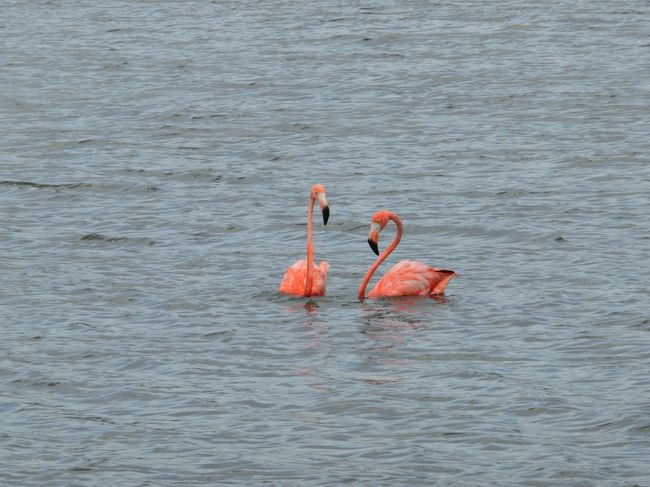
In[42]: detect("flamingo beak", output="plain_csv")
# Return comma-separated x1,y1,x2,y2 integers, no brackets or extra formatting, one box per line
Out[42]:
368,222,380,255
317,192,329,225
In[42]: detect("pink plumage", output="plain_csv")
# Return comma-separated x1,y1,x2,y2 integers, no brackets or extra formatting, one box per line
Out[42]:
368,260,455,298
279,260,330,296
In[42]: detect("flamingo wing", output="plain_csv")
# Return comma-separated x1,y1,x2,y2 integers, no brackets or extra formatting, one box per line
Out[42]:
310,261,330,296
368,260,455,298
279,260,329,296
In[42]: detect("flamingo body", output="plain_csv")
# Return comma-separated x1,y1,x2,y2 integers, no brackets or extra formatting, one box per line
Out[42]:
368,260,455,298
280,260,329,297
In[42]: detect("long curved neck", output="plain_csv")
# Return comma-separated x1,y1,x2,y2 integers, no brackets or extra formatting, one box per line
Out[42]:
358,214,402,300
305,194,315,296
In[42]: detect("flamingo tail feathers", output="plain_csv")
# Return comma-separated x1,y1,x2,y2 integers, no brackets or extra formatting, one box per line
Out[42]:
430,269,456,295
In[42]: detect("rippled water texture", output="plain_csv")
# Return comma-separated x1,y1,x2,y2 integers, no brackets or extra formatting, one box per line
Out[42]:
2,1,650,485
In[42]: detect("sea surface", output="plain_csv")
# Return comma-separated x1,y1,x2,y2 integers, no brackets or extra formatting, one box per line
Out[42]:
2,1,650,485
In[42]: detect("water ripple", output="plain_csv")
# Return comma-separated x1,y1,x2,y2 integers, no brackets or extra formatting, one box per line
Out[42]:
2,0,650,485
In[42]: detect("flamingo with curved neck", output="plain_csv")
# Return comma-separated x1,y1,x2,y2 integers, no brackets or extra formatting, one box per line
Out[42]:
358,209,455,301
279,184,330,297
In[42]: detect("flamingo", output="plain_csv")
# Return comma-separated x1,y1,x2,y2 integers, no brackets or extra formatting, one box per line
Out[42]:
358,209,456,301
279,184,330,297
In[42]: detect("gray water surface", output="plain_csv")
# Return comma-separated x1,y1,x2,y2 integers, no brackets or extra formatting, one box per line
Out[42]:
2,1,650,485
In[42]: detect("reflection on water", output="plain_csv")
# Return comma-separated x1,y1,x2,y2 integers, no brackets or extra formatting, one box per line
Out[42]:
359,298,449,373
286,299,336,393
283,298,321,315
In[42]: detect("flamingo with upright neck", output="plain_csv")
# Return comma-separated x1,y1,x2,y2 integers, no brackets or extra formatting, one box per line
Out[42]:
279,184,330,297
358,209,455,301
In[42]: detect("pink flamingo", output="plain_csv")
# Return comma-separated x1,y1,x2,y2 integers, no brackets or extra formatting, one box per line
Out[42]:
358,209,456,301
279,184,330,297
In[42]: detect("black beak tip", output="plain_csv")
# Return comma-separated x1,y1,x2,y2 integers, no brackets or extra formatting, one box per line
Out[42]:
368,239,379,255
322,205,330,225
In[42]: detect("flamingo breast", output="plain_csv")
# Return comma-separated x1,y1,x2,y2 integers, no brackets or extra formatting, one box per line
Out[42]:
279,260,329,296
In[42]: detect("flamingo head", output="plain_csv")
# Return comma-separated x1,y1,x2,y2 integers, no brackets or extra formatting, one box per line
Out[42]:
367,209,392,255
311,184,329,225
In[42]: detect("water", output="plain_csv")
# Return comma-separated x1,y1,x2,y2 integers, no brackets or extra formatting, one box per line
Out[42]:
2,1,649,485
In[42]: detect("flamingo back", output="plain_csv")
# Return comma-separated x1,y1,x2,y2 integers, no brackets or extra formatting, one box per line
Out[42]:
279,260,329,296
368,260,455,298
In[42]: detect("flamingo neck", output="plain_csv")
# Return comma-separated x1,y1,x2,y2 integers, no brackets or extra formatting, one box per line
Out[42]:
305,195,315,296
358,213,403,300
